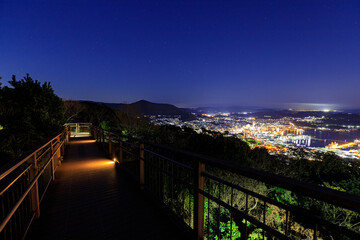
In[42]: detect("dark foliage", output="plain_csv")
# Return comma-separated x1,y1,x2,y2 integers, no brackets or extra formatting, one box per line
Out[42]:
0,74,64,166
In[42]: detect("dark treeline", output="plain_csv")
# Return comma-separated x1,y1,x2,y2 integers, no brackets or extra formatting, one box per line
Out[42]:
0,74,64,167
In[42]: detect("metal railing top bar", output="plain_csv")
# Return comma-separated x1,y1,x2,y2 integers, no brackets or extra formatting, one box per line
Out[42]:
144,149,194,171
145,161,194,188
93,126,360,214
202,171,360,239
199,188,293,240
0,132,67,233
0,129,69,182
0,164,32,196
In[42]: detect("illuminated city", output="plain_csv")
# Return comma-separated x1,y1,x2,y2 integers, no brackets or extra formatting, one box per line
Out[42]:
150,111,360,160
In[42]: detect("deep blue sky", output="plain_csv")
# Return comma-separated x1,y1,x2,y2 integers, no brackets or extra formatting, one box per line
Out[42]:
1,0,359,109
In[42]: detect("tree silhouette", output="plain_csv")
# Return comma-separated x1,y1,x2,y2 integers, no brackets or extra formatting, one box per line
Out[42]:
0,74,64,166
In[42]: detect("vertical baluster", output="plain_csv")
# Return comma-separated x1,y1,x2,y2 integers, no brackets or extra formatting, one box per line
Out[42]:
163,155,165,197
217,182,221,239
30,153,40,218
139,143,145,191
171,161,174,210
242,193,248,240
188,168,191,227
157,156,159,198
263,201,266,239
230,187,234,240
108,133,112,158
285,210,290,236
0,195,7,239
17,176,24,238
51,141,55,181
152,152,155,193
11,186,17,240
194,158,205,240
6,190,13,240
119,136,123,168
207,180,212,239
207,181,211,239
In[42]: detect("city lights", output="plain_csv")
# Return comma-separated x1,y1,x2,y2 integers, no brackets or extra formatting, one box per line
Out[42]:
150,112,360,160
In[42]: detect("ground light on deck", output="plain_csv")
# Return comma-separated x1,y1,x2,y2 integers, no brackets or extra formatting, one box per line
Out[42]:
64,159,115,171
70,139,96,144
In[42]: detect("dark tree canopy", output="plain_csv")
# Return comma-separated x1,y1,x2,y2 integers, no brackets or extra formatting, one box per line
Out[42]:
0,74,64,166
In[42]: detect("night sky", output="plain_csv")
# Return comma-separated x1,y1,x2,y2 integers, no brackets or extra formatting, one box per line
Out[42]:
1,1,359,109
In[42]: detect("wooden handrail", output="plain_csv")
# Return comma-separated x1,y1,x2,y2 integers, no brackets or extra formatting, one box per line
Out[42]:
0,128,70,181
0,126,71,239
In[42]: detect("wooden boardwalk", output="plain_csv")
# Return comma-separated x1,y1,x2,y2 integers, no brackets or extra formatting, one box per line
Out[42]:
26,138,190,240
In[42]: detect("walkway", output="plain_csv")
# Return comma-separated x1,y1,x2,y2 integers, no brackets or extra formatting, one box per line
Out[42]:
26,138,190,240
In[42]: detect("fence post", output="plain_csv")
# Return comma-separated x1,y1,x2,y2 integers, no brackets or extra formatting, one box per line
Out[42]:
139,143,145,190
108,133,112,157
194,159,205,240
66,126,70,142
119,136,123,167
102,131,105,149
76,123,80,134
30,153,40,218
61,137,65,156
94,127,97,141
50,141,55,180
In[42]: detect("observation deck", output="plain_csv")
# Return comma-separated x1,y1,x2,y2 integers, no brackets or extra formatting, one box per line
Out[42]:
1,123,360,240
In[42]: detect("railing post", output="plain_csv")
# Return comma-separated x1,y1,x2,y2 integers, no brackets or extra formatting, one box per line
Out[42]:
30,153,40,218
66,127,70,142
194,159,205,240
76,123,80,134
50,141,55,180
139,143,145,190
108,133,112,158
119,136,123,167
102,131,105,149
61,136,65,156
94,127,97,141
57,143,62,167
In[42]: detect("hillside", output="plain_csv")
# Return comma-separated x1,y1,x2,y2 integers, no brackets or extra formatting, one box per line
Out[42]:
105,100,196,120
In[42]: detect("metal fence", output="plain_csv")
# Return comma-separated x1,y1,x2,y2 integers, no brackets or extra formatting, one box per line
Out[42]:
0,127,70,240
92,126,360,240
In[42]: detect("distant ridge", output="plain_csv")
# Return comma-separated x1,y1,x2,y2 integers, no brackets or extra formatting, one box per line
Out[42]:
103,100,196,120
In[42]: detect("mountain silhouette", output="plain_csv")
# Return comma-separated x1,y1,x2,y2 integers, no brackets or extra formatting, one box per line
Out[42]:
105,100,196,120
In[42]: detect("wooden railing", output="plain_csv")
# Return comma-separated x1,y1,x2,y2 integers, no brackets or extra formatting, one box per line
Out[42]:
0,127,71,240
92,126,360,240
64,123,91,136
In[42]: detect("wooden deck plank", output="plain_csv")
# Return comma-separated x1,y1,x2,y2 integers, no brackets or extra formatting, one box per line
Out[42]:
26,138,190,240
